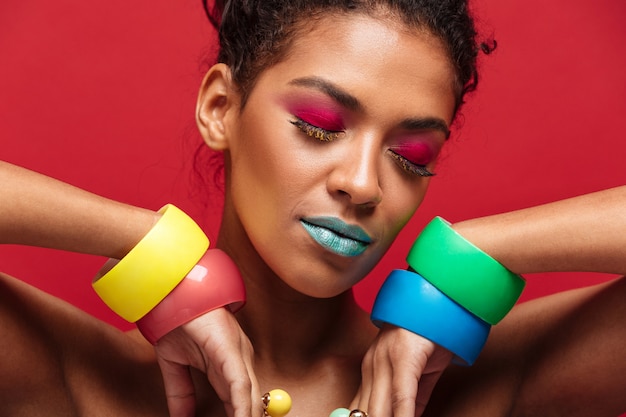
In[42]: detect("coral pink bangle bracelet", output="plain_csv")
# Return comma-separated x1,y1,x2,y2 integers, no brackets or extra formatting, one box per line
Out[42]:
136,249,246,344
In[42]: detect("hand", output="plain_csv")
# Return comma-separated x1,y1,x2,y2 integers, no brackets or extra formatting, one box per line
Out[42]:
153,307,259,417
352,324,453,417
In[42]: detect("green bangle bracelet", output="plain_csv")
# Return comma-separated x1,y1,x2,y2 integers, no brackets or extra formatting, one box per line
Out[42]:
406,217,525,324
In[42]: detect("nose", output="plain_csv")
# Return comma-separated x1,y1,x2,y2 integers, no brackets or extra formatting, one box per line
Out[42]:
327,139,383,207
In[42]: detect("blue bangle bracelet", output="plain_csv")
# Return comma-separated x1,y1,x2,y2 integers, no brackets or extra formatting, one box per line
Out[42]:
371,269,491,366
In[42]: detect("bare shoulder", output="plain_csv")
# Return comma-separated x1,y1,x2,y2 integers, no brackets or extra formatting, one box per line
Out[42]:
0,272,168,416
425,276,626,417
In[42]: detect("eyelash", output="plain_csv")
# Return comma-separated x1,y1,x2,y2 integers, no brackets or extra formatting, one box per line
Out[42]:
290,117,435,177
290,118,342,142
387,150,435,177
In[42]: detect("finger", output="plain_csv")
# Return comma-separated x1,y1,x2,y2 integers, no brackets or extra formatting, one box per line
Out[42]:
242,339,261,416
415,347,453,415
351,347,374,411
208,356,252,417
206,336,256,417
230,336,259,417
365,346,394,417
390,359,419,417
350,387,362,410
414,372,442,416
157,356,196,417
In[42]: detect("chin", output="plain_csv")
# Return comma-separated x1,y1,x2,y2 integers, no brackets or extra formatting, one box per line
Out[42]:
282,269,364,299
293,285,354,299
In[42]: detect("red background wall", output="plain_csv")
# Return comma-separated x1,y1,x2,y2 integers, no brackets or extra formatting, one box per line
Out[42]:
1,0,625,332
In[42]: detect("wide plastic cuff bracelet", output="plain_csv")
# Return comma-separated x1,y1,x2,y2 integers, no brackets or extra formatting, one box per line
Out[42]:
406,216,525,324
136,249,246,344
92,204,209,322
371,269,491,365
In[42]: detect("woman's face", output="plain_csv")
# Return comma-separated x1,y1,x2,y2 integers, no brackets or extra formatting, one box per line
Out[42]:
221,12,457,297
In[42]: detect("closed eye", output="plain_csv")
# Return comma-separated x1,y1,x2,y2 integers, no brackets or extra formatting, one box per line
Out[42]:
290,117,343,142
387,149,435,177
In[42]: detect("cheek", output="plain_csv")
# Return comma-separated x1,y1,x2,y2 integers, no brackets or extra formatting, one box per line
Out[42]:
227,122,283,226
231,111,287,187
383,177,431,236
228,113,314,221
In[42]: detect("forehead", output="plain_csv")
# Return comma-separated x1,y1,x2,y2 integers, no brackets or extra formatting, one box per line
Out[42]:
249,12,457,124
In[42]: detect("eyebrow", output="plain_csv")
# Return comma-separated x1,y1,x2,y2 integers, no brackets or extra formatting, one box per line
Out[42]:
289,76,362,111
399,118,450,139
288,76,450,138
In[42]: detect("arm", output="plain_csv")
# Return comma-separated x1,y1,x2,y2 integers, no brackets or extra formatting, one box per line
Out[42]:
0,161,158,412
452,185,626,275
357,186,626,417
425,275,626,417
446,186,626,415
0,160,158,257
0,160,259,417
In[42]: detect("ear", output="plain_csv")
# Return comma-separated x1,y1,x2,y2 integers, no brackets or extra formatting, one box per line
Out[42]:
195,63,239,151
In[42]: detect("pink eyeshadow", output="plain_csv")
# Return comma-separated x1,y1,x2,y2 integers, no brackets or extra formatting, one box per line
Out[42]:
391,142,438,166
292,107,344,131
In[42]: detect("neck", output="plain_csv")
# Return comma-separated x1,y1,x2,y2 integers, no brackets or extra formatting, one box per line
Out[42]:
240,284,365,362
201,197,381,415
215,196,377,372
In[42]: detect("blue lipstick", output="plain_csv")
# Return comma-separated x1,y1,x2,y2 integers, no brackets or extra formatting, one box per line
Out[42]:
300,216,372,257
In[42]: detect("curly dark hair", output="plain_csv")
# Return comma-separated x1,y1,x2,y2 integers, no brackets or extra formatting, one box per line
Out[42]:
201,0,493,114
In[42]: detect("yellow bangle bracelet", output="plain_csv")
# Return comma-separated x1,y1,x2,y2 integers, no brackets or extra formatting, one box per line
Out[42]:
92,204,209,322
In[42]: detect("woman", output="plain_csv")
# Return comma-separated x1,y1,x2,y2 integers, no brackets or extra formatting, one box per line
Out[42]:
1,1,625,417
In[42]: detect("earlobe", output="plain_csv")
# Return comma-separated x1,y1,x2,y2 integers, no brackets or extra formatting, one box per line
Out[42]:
195,63,238,151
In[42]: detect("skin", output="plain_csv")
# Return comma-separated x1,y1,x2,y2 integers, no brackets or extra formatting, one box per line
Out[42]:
207,15,454,299
1,11,457,417
0,160,158,256
1,9,625,417
193,11,456,416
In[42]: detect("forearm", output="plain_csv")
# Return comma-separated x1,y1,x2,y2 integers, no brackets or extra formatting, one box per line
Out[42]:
452,186,626,275
0,161,159,259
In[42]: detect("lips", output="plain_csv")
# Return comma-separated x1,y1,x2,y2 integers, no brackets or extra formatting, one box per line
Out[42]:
300,216,372,257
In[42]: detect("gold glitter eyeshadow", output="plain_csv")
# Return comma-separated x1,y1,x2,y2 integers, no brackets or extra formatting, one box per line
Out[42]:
290,118,341,142
388,150,435,177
